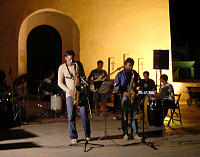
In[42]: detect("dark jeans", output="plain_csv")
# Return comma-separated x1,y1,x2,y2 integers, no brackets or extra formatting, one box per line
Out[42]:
66,96,91,139
162,99,175,118
121,95,139,136
156,99,175,119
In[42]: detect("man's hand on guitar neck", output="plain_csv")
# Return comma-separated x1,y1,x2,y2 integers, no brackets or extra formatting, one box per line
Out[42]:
94,66,123,82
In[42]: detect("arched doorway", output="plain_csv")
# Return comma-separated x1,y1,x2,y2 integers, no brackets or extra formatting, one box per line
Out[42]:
27,25,62,94
18,8,80,76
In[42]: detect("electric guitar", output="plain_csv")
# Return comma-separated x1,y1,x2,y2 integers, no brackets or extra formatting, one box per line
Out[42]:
90,66,123,92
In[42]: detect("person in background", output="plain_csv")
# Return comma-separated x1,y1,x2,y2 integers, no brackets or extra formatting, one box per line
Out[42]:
138,71,156,110
40,70,54,102
139,71,156,92
88,60,109,116
155,74,175,119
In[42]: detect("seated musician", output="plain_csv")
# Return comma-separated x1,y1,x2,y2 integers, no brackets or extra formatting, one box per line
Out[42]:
139,71,156,92
88,60,109,116
40,70,55,102
138,71,156,109
155,74,175,119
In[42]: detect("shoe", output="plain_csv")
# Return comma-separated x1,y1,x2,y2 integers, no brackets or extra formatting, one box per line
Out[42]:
133,135,141,140
71,139,77,143
86,137,91,141
124,134,129,140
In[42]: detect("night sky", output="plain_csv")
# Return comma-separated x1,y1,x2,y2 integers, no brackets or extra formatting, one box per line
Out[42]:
169,0,200,47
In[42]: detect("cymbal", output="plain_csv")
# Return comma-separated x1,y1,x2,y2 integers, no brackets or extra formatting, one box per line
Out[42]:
13,73,30,86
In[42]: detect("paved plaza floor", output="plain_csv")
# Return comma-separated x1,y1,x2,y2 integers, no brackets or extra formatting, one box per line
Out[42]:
0,101,200,157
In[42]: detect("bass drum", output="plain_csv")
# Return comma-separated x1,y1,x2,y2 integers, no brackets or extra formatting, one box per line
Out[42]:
51,94,62,111
147,97,163,127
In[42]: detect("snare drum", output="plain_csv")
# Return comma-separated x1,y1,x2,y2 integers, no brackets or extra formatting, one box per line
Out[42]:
51,94,62,111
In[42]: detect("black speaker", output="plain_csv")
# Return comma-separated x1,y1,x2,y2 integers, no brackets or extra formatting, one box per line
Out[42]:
153,50,169,69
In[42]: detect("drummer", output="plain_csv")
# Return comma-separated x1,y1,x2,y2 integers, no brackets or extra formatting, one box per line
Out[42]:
0,70,7,92
40,70,54,102
155,74,175,119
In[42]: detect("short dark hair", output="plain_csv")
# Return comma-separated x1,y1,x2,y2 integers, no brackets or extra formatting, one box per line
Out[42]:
143,71,149,76
160,74,168,82
97,60,103,65
64,50,75,57
124,58,134,66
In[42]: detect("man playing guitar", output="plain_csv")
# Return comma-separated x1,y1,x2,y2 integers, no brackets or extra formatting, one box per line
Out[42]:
88,60,109,116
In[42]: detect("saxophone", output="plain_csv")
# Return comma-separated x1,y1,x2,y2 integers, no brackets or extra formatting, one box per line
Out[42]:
73,62,81,106
128,73,136,104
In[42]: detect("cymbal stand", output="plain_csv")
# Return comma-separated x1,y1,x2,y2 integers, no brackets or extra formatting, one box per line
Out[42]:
10,68,17,121
20,79,28,123
37,82,42,117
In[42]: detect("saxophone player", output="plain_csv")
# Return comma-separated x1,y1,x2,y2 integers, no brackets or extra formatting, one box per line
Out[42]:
114,58,141,140
58,50,91,144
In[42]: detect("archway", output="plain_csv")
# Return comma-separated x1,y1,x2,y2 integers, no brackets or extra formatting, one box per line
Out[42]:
27,25,62,94
18,8,80,76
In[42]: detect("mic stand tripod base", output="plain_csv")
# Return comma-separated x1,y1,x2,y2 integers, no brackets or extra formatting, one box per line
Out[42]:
140,137,157,150
97,114,118,146
141,137,145,143
69,139,104,152
136,91,158,150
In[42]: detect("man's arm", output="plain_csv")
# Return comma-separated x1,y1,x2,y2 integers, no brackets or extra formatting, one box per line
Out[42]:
57,65,70,94
156,86,170,100
114,72,131,98
151,79,156,92
88,70,94,84
133,70,141,88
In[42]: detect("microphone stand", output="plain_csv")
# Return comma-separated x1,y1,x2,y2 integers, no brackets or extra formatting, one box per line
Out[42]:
37,81,42,117
139,90,157,150
80,76,92,117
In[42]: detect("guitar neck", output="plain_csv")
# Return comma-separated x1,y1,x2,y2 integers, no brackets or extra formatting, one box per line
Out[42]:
95,66,123,82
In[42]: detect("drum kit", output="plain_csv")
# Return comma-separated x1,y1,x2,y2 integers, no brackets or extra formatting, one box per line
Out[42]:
0,73,30,126
40,94,63,118
0,73,64,126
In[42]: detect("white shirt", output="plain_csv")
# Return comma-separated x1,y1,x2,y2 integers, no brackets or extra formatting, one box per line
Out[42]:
159,83,174,101
58,63,75,98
